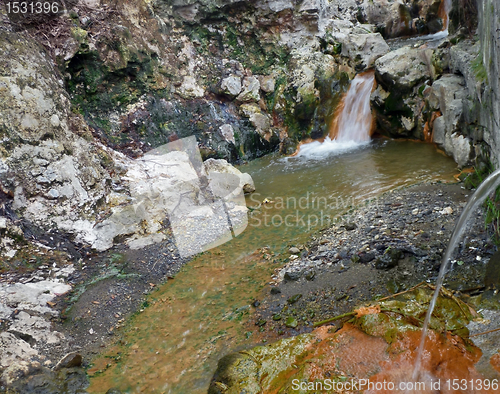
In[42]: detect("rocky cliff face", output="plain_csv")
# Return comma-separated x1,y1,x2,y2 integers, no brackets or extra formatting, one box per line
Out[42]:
475,0,500,165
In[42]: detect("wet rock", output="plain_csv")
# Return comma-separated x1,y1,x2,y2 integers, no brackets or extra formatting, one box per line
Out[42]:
270,287,281,295
375,248,403,270
0,361,88,393
218,124,236,145
359,252,375,264
344,223,357,231
256,319,267,327
239,103,273,140
285,316,298,328
272,314,282,321
252,300,261,307
287,294,302,304
305,270,316,281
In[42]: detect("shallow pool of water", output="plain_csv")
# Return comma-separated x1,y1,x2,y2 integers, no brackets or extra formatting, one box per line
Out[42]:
88,139,458,393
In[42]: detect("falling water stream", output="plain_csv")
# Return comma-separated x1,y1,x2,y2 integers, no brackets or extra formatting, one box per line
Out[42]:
413,168,500,381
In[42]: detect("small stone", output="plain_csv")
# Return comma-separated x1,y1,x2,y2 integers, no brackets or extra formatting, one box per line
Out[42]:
289,247,300,254
53,352,83,371
272,314,282,321
270,287,281,295
256,319,267,327
344,223,357,231
284,271,301,282
220,75,242,97
440,207,453,215
412,208,419,215
47,189,59,199
305,270,315,281
359,252,375,264
252,300,260,307
285,317,298,328
287,294,302,304
375,249,403,270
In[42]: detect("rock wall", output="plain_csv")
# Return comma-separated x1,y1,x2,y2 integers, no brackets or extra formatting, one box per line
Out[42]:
476,0,500,165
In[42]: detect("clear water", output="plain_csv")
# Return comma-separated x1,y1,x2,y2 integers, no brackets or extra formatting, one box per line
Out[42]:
88,139,458,394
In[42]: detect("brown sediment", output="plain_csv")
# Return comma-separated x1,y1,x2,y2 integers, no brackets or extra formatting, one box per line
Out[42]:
368,329,495,394
491,352,500,374
438,0,450,31
328,92,346,140
424,110,442,143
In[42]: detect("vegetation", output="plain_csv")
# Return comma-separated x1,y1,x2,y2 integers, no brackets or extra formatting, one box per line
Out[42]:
464,162,500,245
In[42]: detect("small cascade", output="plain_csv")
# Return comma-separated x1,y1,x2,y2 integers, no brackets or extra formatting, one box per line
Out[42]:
296,71,375,157
329,71,375,142
419,0,452,41
439,0,452,32
413,168,500,380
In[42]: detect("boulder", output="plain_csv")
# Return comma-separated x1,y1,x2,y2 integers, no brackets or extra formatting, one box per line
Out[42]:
375,46,435,92
429,74,472,167
340,32,390,70
203,158,256,194
236,76,261,102
360,0,446,38
221,75,242,97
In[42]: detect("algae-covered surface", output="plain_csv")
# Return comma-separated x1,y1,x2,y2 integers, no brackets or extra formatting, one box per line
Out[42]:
209,286,499,394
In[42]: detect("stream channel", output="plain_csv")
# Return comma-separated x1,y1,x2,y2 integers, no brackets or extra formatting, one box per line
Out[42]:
88,139,458,393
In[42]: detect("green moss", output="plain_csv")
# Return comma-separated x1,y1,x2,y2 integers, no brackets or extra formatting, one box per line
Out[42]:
472,54,488,83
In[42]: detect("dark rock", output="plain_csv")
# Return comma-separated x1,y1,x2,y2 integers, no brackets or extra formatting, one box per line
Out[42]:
285,316,298,328
375,248,402,270
256,319,267,327
270,287,281,295
305,270,316,280
359,252,375,264
252,300,260,307
485,250,500,289
344,223,357,231
287,294,302,304
53,352,83,371
284,271,302,282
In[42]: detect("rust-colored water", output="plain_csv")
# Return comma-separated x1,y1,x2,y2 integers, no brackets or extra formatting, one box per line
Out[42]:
88,250,275,393
258,324,495,394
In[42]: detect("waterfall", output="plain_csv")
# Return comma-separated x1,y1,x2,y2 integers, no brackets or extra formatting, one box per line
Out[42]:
440,0,452,32
329,71,375,142
296,71,375,158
